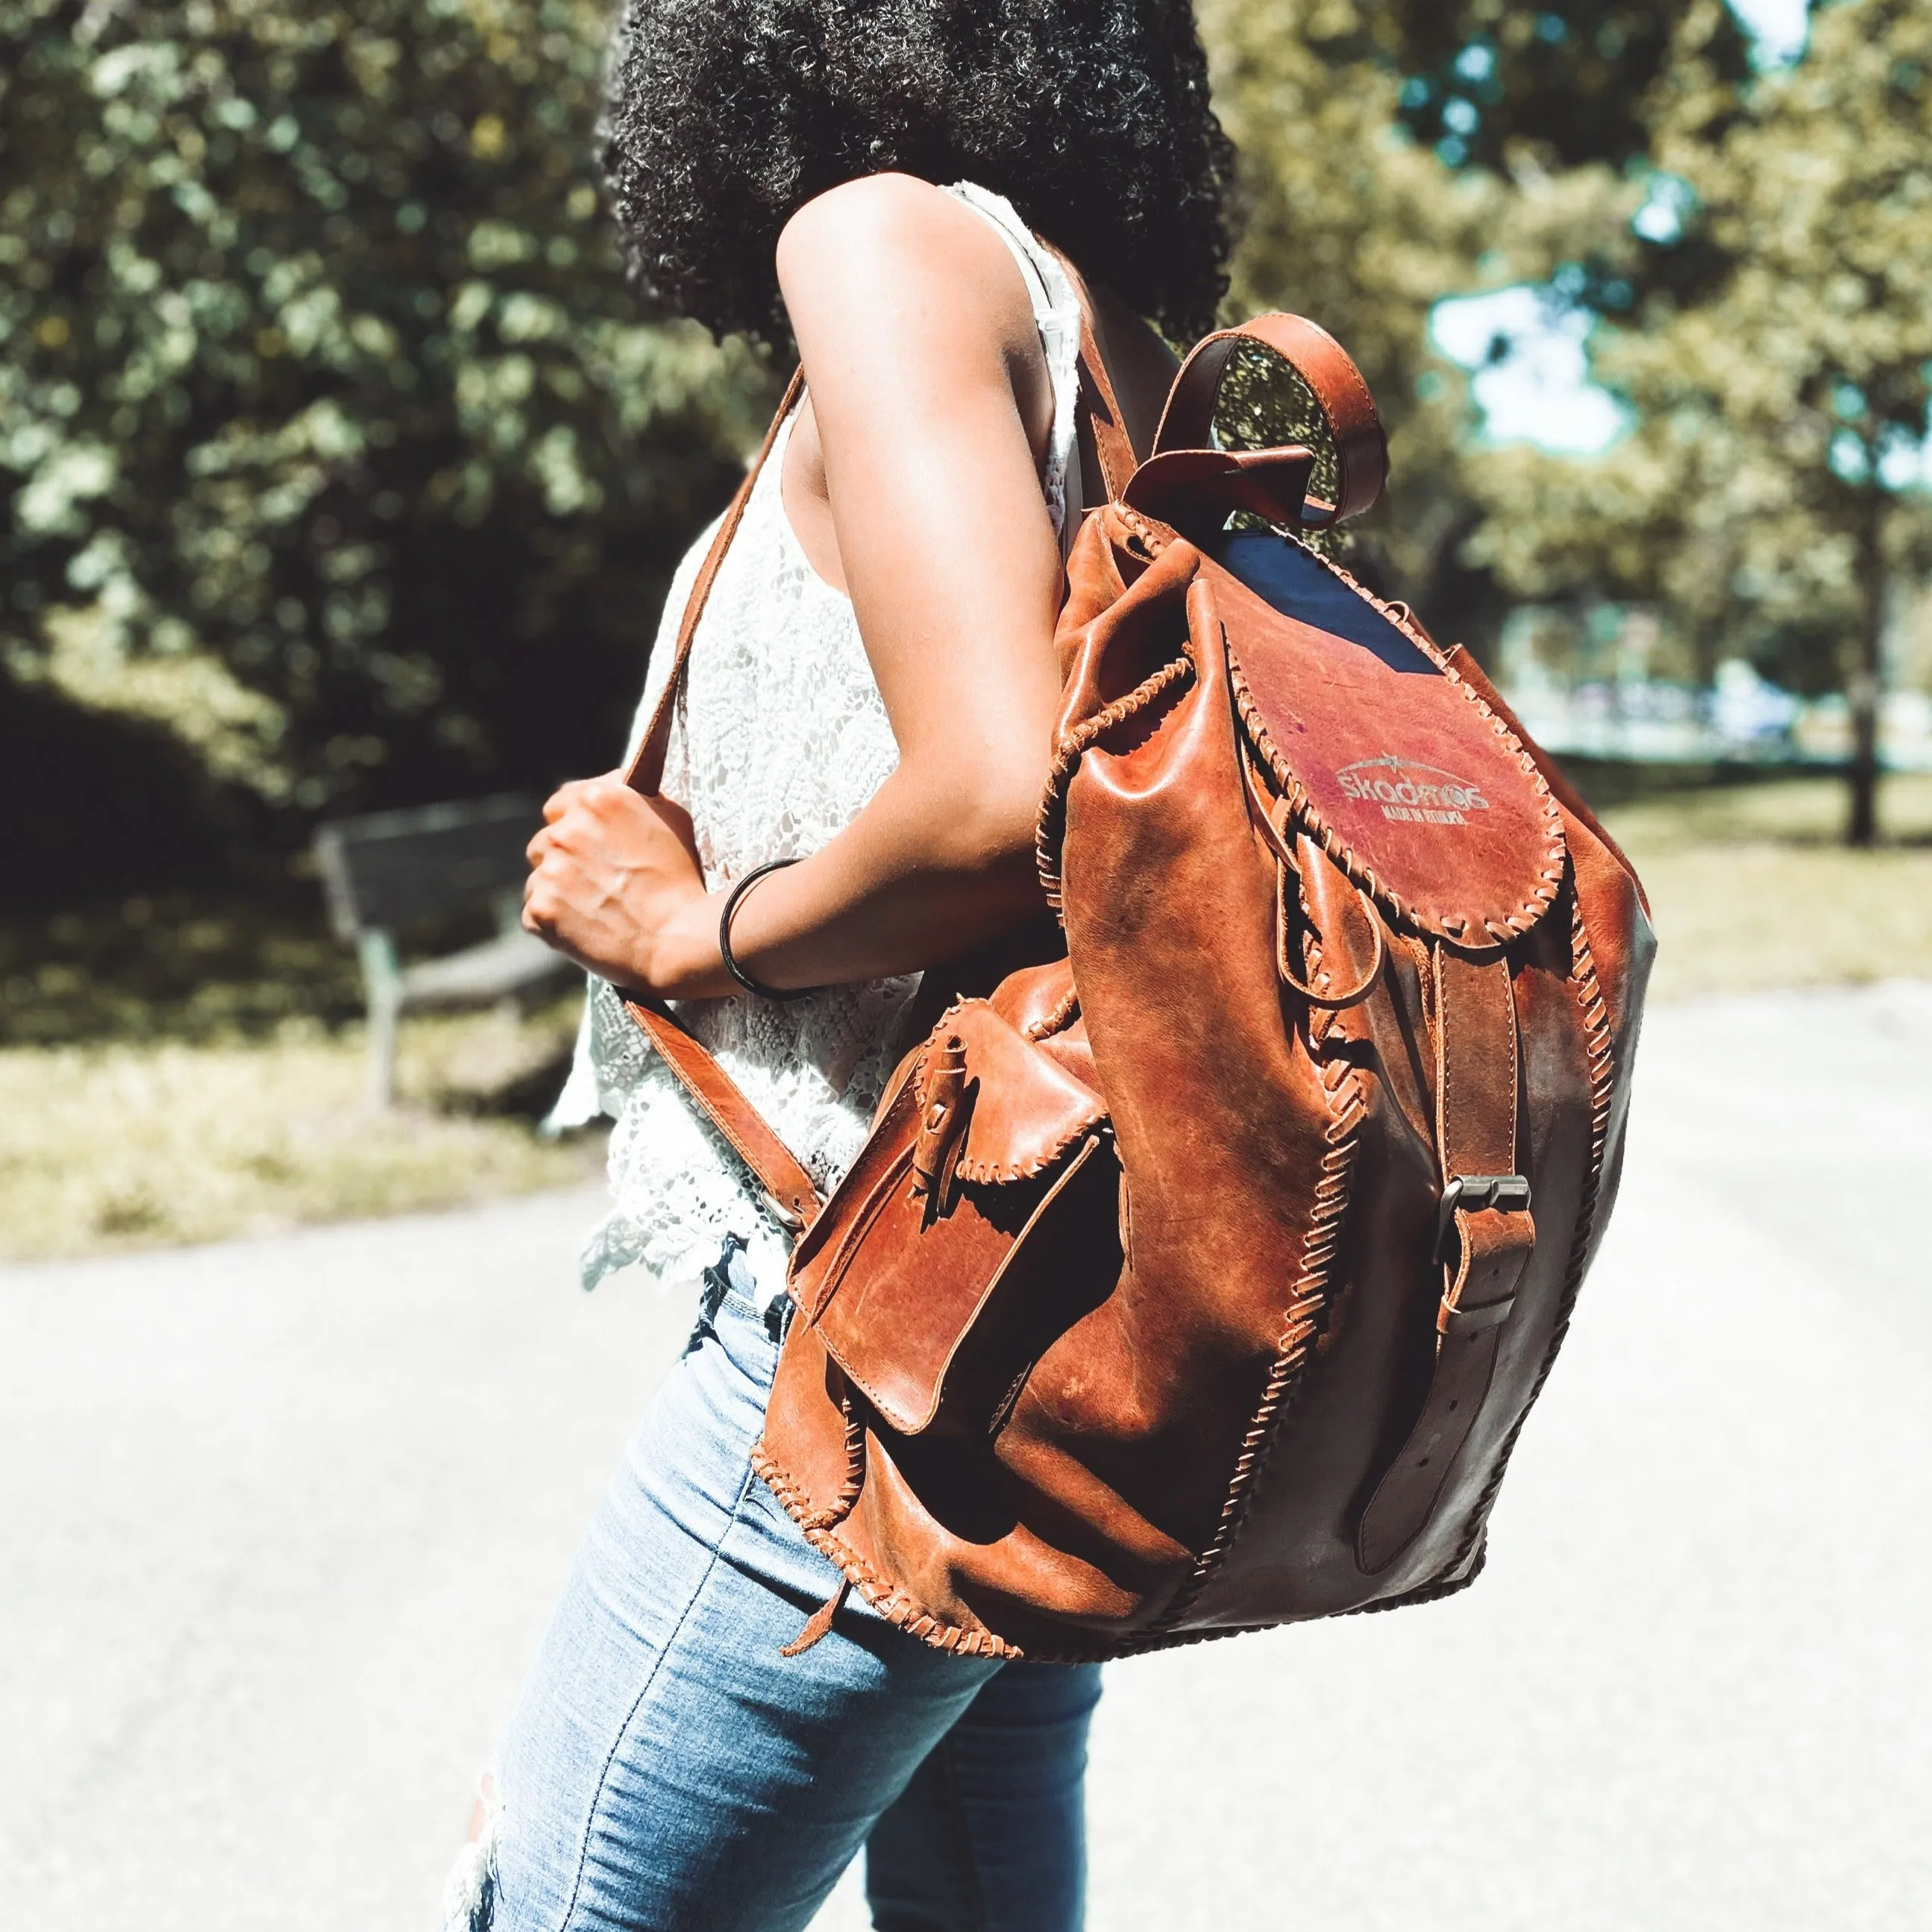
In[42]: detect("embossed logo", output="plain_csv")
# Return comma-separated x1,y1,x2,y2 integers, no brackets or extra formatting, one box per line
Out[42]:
1335,754,1490,826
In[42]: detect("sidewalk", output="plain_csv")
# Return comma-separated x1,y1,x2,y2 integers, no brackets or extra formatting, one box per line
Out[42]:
3,984,1928,1931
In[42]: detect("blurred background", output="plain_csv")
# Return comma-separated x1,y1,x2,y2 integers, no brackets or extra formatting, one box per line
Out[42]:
4,6,1931,1930
3,0,1929,1258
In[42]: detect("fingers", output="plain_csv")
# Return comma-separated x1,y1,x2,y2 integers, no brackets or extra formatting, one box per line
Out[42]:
522,862,565,940
542,775,610,822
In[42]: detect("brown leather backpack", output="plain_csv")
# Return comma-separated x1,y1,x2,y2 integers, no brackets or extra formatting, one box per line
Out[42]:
621,305,1655,1661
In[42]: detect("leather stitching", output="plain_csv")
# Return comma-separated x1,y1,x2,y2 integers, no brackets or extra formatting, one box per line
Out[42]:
748,1441,1027,1658
953,1111,1103,1187
1227,543,1568,947
792,1373,868,1534
1020,982,1082,1043
1035,645,1197,914
1149,1046,1368,1632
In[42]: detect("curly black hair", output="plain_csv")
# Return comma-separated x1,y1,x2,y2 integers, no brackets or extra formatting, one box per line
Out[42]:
597,1,1235,344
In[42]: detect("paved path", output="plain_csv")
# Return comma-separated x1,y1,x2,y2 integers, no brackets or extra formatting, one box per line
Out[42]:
3,983,1928,1931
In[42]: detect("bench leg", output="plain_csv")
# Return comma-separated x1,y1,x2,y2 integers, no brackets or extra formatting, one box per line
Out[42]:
358,930,404,1108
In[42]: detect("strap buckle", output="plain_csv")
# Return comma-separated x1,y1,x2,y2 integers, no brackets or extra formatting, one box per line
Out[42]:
1435,1173,1531,1262
763,1192,809,1237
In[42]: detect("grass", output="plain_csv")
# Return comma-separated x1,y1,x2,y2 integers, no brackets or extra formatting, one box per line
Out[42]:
1596,771,1932,1004
0,1000,603,1264
3,768,1928,1263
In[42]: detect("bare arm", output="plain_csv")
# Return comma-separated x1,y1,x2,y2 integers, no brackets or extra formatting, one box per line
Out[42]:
525,175,1066,997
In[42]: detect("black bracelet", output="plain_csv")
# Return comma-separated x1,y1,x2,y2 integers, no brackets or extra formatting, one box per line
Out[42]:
719,859,818,1002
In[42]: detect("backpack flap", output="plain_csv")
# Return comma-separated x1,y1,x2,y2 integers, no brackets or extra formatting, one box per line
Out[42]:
1212,540,1568,949
788,1000,1117,1440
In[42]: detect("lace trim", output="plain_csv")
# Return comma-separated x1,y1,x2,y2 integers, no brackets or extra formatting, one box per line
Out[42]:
946,181,1083,551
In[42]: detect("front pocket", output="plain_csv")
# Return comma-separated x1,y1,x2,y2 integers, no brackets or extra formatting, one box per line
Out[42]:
788,1000,1120,1438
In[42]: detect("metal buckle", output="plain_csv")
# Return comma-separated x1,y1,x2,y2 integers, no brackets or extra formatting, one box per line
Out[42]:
1435,1173,1531,1261
764,1193,808,1237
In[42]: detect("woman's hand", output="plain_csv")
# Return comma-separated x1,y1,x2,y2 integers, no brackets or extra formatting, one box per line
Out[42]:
523,774,725,997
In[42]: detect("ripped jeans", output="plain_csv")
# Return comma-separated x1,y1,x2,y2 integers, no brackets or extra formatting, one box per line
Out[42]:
447,1241,1102,1932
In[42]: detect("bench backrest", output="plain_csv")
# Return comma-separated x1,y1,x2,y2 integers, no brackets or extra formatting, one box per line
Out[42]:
313,794,540,941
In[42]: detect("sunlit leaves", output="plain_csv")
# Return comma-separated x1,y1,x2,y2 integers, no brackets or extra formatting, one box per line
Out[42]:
0,0,771,815
1469,0,1932,698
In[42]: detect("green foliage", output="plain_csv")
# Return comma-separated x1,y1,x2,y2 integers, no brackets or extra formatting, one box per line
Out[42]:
1202,0,1632,639
0,0,773,816
6,0,1924,860
1380,0,1751,175
1465,0,1932,835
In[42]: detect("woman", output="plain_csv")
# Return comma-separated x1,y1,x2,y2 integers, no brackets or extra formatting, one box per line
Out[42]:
450,5,1234,1928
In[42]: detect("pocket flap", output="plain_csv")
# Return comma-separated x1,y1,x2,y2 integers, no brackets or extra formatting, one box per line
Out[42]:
789,1000,1115,1439
944,1000,1106,1183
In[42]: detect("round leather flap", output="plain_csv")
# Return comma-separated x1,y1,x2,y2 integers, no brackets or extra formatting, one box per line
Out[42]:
1212,541,1565,946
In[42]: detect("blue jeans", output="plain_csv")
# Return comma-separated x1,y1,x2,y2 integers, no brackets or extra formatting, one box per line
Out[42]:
468,1249,1102,1931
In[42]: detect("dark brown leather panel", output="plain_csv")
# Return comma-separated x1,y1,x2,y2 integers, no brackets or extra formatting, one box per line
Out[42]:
1355,950,1532,1574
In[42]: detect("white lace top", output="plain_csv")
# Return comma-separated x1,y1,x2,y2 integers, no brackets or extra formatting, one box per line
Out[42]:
548,183,1085,1307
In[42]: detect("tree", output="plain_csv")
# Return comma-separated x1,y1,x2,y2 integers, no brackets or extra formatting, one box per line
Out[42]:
1199,0,1502,634
1380,0,1751,175
1468,0,1932,843
0,0,771,829
1199,0,1660,646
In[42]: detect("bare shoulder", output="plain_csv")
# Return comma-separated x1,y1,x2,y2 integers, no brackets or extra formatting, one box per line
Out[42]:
775,172,1038,359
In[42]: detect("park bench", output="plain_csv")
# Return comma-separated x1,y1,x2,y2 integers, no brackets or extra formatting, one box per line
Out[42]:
313,794,575,1105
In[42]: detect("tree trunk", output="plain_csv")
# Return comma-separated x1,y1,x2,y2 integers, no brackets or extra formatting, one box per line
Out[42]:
1846,499,1885,849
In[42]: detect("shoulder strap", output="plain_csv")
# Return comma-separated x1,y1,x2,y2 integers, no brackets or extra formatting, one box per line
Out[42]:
622,367,806,796
1355,948,1534,1572
614,279,1132,1242
623,994,823,1233
1152,314,1387,527
1042,243,1139,504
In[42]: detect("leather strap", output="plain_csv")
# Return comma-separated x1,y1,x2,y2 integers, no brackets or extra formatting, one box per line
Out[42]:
614,368,822,1229
609,264,1132,1243
1042,243,1138,502
1151,314,1387,527
624,996,823,1233
1355,945,1534,1573
624,367,808,797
